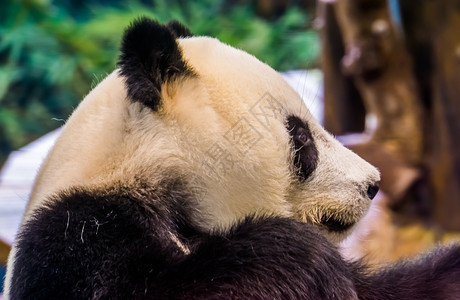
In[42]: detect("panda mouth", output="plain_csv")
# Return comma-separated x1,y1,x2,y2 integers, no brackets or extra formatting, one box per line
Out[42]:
320,214,355,233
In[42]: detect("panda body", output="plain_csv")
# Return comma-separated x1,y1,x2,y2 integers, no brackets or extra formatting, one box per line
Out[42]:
4,19,460,299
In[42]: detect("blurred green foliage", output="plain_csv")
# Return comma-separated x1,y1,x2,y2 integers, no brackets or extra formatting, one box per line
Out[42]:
0,0,319,164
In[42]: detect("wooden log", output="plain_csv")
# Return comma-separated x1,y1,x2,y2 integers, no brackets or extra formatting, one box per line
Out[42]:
425,1,460,230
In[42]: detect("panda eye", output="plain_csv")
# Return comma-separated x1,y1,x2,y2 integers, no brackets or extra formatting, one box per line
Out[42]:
295,128,310,145
286,116,319,182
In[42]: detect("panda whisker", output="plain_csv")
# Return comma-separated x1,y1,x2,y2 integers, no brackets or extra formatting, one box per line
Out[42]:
299,71,308,107
80,221,86,244
297,144,307,151
64,210,70,239
168,231,191,255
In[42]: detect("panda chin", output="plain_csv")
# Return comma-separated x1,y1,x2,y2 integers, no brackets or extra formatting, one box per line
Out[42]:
320,214,355,234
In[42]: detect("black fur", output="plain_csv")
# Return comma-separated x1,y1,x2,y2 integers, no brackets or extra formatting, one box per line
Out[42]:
10,181,460,299
353,245,460,300
10,178,197,299
156,217,357,299
118,18,194,110
286,115,319,181
167,20,193,38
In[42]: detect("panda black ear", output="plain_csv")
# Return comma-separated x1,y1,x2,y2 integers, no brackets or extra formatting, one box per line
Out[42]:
118,17,194,111
166,20,193,38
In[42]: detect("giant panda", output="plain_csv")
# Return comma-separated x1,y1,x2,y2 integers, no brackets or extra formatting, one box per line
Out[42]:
4,18,460,299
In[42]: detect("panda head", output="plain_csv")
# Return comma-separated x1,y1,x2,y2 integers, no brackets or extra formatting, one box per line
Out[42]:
28,18,380,243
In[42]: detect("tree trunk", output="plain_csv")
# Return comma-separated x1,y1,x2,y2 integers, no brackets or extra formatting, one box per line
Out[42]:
422,0,460,230
316,0,366,135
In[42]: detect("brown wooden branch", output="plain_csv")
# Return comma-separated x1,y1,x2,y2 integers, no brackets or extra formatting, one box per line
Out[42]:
319,0,425,201
0,237,10,265
334,0,424,163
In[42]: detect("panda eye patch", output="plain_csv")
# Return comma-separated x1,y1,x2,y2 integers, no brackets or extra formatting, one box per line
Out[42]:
287,116,319,182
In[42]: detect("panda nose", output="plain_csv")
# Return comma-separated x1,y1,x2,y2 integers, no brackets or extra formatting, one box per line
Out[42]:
367,183,379,200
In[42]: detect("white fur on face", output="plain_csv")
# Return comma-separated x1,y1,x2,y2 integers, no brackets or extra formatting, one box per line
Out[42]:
176,37,380,240
290,121,380,242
